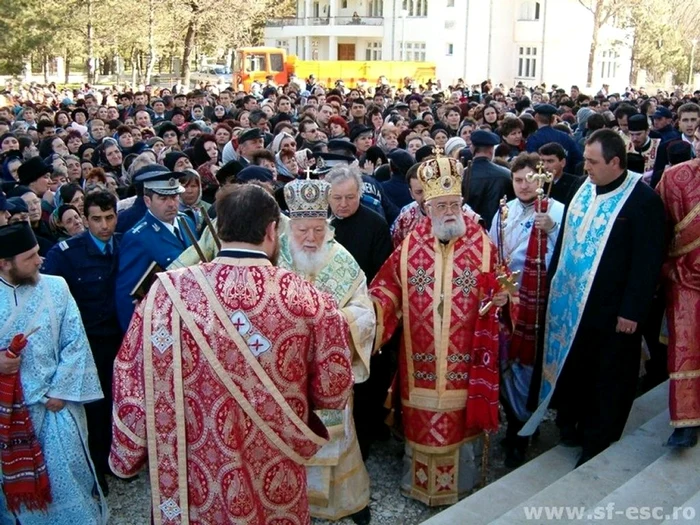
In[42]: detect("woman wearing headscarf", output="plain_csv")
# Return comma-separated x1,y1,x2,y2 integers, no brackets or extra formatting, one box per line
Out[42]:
177,168,211,232
192,134,220,204
1,150,22,182
268,132,296,156
49,183,85,238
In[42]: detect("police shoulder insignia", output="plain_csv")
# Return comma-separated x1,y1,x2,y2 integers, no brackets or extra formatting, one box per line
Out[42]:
59,241,69,251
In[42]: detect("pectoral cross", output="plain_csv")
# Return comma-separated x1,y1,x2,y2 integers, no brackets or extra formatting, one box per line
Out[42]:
478,270,520,316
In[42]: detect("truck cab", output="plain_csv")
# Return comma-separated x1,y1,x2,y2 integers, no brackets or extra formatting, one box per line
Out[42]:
233,47,288,90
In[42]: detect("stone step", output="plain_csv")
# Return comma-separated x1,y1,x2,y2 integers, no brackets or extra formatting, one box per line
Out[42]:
621,382,668,435
490,409,672,524
659,487,700,525
581,445,700,525
421,382,669,525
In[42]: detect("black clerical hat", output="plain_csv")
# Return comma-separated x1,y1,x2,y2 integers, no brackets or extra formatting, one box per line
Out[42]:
0,222,38,259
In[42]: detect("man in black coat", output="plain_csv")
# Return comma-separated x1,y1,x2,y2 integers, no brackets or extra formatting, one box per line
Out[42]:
462,130,514,229
538,142,583,206
526,129,665,467
327,164,394,460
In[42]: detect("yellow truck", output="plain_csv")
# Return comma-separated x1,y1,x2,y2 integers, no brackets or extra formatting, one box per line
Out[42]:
233,47,436,90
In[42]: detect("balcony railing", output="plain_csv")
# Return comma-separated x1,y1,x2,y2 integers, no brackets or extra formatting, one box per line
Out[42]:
266,16,383,27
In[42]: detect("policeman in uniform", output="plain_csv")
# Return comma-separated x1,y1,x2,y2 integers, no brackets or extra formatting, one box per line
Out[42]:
525,104,583,173
115,165,195,331
462,129,514,229
41,190,122,495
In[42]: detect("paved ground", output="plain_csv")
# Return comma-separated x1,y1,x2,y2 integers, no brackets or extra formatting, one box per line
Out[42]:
106,416,559,524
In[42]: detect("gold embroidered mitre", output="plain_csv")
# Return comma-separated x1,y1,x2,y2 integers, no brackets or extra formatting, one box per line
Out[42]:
417,151,463,201
283,177,331,219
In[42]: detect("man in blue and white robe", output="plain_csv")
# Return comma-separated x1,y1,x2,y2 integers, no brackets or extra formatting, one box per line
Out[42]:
0,222,107,525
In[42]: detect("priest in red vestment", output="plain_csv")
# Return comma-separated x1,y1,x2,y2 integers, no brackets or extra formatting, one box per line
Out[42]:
369,153,507,506
109,184,354,525
657,159,700,448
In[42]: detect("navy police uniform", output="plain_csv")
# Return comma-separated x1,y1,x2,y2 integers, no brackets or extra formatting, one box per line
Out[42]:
526,104,583,173
462,130,515,229
115,210,194,331
41,229,122,487
115,167,195,331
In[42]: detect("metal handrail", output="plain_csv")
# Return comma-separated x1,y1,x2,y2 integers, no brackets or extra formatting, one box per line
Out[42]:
266,16,383,27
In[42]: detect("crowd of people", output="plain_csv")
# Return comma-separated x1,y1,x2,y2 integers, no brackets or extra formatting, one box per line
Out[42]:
0,74,698,524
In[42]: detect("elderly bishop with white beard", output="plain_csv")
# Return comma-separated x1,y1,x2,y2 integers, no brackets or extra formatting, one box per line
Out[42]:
278,173,375,525
370,152,508,506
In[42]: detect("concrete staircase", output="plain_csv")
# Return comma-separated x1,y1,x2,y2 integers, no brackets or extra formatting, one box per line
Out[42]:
421,382,700,525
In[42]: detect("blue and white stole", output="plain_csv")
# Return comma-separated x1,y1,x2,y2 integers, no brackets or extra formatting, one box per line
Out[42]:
519,172,642,436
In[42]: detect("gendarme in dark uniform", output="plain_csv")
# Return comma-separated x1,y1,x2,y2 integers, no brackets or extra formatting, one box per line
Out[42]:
115,165,195,331
462,129,514,229
526,104,583,173
41,190,122,493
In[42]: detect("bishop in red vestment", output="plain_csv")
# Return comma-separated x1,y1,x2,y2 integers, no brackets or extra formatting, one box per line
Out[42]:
657,159,700,448
109,185,354,524
370,154,506,506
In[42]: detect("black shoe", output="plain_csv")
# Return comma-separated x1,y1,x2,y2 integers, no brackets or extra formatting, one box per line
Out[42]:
575,451,596,468
500,435,514,450
666,427,698,448
504,447,526,469
96,469,109,497
350,506,371,525
559,425,581,447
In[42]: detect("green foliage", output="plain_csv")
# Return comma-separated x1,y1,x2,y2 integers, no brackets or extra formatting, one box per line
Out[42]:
629,0,700,84
0,0,296,79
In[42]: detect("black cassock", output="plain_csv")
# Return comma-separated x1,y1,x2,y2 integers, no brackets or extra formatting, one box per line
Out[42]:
529,172,666,458
331,204,394,459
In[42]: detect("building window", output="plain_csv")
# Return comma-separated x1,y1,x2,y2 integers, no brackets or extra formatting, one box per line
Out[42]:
446,43,454,56
402,0,428,17
276,40,290,55
519,1,540,21
445,20,455,29
366,42,383,61
369,0,383,16
341,0,348,7
401,42,427,61
447,0,454,5
518,46,538,78
600,49,619,79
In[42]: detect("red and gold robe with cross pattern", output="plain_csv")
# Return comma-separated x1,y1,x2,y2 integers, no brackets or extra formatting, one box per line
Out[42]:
370,213,500,506
109,257,354,525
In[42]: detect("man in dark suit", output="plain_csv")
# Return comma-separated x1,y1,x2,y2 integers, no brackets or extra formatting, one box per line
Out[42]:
538,142,583,206
115,166,195,331
462,129,514,229
526,129,665,467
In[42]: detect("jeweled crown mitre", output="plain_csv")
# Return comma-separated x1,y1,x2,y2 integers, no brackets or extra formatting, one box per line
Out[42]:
283,175,331,219
417,148,463,201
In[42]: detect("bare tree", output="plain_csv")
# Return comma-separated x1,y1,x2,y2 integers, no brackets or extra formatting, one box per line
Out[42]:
577,0,632,88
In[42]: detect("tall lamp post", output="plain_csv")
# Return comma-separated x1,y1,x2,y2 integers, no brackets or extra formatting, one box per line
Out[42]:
689,38,698,87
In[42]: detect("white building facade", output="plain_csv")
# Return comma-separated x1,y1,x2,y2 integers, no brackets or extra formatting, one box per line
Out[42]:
264,0,632,91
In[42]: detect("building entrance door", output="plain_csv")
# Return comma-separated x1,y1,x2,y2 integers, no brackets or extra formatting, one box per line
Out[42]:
337,44,356,60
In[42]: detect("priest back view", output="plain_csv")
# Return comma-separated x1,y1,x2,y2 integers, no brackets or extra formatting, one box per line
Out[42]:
110,185,355,524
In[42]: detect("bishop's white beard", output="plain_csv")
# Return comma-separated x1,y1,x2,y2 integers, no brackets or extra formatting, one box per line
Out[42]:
289,232,333,276
431,213,467,242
